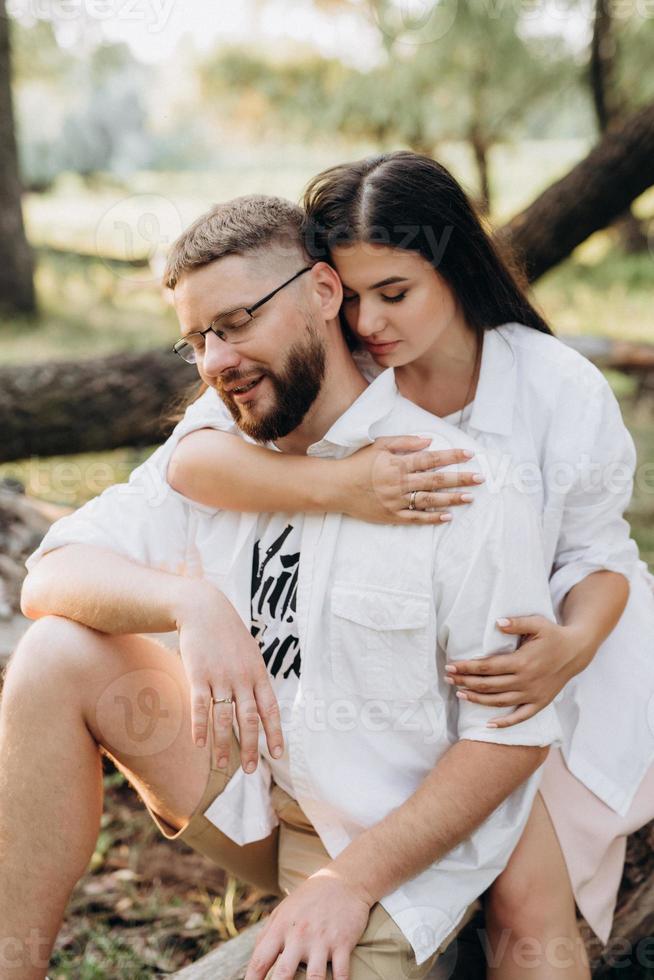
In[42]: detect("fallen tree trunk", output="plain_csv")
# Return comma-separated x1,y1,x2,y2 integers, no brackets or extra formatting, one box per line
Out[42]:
0,482,65,618
4,333,654,464
0,350,198,462
499,100,654,281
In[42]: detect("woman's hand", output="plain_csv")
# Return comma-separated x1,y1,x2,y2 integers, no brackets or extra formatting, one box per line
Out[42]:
445,615,593,728
175,582,283,772
339,435,485,525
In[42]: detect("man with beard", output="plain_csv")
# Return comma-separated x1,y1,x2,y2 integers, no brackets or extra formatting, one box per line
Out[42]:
3,196,560,980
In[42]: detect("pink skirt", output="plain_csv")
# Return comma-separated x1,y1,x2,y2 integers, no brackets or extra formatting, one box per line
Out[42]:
539,747,654,942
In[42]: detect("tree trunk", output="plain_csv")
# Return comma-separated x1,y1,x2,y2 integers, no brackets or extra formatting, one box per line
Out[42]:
0,0,35,315
469,127,491,216
0,350,199,463
590,0,618,131
500,100,654,282
589,0,648,253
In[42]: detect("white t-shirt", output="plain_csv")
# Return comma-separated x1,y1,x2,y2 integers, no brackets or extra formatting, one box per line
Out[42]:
250,511,303,797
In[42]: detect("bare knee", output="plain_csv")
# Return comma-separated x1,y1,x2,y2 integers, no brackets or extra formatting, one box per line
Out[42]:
486,864,574,938
4,615,99,690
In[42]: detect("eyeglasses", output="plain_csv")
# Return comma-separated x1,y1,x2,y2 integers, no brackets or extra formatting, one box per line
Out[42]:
172,265,314,364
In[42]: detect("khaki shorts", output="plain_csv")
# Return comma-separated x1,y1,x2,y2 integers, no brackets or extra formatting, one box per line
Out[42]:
142,707,476,979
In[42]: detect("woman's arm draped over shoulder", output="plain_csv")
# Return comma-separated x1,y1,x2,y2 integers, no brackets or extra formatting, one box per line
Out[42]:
168,429,341,513
168,386,481,520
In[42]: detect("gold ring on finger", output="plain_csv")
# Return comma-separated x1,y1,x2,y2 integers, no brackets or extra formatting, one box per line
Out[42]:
211,696,234,705
408,489,419,511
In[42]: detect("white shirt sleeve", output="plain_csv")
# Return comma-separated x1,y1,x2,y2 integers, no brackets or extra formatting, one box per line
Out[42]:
548,373,639,614
26,388,237,574
25,444,206,577
434,477,563,748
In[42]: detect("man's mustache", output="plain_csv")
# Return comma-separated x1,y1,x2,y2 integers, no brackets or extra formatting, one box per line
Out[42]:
217,370,268,396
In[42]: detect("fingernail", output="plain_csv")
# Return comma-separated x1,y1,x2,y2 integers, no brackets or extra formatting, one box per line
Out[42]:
487,723,498,729
445,677,454,685
456,692,468,700
462,450,474,459
245,761,256,774
472,474,485,483
217,756,228,769
497,618,511,627
460,493,474,502
272,746,283,759
440,513,453,522
445,665,457,673
196,737,205,748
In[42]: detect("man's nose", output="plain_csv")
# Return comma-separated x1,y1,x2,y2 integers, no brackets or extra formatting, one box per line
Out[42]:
202,330,242,377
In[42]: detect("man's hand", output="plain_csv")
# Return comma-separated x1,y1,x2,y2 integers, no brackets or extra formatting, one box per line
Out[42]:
175,581,284,772
244,870,373,980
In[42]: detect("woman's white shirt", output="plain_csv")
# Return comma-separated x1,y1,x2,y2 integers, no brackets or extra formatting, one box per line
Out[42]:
360,324,653,815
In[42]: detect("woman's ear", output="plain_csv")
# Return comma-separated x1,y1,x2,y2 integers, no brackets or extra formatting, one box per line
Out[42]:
310,262,343,320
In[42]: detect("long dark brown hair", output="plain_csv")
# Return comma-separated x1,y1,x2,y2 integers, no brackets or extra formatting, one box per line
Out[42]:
302,151,552,341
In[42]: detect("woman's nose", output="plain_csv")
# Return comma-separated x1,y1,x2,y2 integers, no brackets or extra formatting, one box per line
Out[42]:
353,300,386,339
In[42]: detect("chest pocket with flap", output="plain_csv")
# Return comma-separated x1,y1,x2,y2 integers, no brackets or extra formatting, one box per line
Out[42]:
329,584,434,700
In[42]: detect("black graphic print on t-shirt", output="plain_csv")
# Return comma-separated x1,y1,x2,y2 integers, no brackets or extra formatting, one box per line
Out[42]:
250,520,301,681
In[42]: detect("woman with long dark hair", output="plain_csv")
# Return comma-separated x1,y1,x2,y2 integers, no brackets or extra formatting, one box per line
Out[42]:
166,153,654,978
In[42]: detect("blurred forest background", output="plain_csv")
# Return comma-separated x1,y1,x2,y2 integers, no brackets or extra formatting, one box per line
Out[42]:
0,0,653,976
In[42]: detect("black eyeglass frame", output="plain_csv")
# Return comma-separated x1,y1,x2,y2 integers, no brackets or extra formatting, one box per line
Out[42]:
172,265,314,362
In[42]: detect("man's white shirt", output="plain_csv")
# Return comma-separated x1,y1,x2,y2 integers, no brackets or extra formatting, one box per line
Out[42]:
27,367,562,965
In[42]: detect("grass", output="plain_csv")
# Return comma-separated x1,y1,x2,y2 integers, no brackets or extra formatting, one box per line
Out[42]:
45,767,278,978
0,250,178,364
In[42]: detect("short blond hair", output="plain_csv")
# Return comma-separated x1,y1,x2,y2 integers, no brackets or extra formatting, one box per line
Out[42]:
163,194,309,289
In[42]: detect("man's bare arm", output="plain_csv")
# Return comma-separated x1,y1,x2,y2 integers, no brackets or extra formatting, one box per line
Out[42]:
322,739,547,904
20,545,284,766
21,544,197,634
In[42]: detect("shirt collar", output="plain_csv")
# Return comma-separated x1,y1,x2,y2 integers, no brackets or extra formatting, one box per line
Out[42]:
467,326,518,437
306,368,399,457
272,325,517,457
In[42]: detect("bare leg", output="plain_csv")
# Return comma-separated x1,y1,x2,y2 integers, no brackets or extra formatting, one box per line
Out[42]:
484,793,591,980
0,615,214,980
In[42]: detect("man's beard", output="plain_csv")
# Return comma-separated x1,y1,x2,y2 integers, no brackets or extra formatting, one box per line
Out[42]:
218,322,326,443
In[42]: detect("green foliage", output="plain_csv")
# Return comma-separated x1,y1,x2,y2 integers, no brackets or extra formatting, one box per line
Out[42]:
198,3,582,209
199,48,351,139
10,17,73,84
614,13,654,109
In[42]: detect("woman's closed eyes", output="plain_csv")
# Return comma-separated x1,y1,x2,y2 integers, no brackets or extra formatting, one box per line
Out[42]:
342,291,408,305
